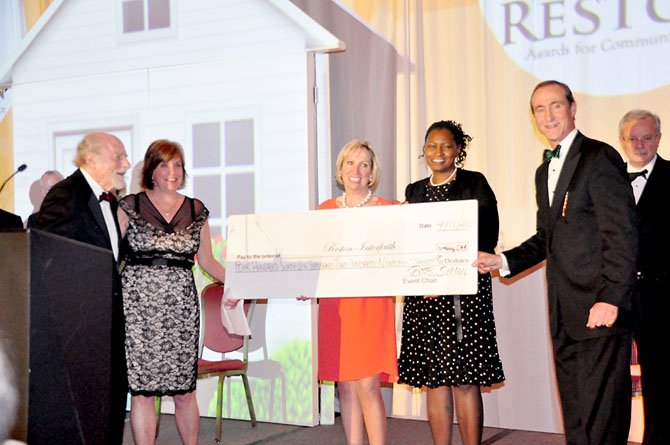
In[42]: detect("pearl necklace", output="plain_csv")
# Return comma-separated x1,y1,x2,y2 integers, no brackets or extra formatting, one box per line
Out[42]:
429,168,457,187
341,189,373,208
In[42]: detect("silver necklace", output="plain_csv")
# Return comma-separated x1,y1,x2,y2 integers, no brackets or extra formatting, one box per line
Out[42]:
429,168,457,187
150,193,181,217
341,189,373,208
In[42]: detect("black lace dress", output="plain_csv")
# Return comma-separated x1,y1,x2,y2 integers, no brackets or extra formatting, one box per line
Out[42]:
120,192,208,396
398,170,505,388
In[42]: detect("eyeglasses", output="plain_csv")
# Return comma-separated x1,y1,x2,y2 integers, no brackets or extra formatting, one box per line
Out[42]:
623,134,658,144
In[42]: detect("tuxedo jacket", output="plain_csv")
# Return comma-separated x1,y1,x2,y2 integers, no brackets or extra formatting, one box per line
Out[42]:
633,155,670,322
34,168,121,255
26,211,39,229
0,208,23,229
504,132,638,341
33,168,128,442
33,167,125,361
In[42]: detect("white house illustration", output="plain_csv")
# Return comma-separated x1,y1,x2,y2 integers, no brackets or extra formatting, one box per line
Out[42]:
1,0,348,235
0,0,401,428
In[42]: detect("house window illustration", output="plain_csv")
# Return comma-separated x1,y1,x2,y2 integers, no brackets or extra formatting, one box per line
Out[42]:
122,0,171,33
192,119,256,238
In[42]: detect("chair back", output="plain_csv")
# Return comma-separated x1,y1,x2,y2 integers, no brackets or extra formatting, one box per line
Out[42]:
200,283,253,355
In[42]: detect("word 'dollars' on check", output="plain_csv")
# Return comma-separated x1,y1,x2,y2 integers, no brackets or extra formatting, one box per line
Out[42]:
224,200,478,299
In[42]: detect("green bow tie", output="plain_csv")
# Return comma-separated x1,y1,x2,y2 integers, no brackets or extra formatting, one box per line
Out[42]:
543,145,561,162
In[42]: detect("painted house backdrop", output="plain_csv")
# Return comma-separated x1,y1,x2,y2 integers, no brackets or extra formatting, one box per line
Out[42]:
2,0,403,428
0,0,359,427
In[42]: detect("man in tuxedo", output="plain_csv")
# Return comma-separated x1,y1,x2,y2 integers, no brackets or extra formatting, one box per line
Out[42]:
474,80,637,444
619,109,668,445
26,170,64,228
34,132,130,444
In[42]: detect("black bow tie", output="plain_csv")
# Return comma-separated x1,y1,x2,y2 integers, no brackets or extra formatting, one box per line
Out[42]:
543,145,561,162
98,191,116,203
628,170,647,182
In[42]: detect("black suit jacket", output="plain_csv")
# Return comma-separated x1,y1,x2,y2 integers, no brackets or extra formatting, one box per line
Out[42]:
33,168,128,442
26,211,39,229
34,169,121,253
633,155,670,322
504,132,638,340
0,208,23,229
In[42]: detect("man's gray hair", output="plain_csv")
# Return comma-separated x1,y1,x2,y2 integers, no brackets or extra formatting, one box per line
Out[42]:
618,109,661,137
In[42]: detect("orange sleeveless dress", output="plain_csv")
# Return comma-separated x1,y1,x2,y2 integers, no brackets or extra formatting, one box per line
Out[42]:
317,197,399,382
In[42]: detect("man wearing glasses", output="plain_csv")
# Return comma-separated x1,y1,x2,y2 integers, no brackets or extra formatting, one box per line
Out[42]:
619,109,669,445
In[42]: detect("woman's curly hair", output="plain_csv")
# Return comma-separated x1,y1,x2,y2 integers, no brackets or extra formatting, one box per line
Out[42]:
423,120,472,166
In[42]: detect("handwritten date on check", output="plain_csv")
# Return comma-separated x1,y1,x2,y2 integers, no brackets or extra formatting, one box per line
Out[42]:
224,200,478,299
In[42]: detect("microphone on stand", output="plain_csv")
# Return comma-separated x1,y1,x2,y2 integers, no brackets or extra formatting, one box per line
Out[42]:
0,163,27,195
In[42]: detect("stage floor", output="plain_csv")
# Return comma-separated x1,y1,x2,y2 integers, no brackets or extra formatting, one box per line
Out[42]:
122,413,641,445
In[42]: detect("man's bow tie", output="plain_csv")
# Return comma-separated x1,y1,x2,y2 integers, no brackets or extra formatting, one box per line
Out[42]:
98,191,116,203
543,145,561,162
628,169,648,182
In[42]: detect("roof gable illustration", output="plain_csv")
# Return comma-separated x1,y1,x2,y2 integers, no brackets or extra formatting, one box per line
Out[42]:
0,0,344,87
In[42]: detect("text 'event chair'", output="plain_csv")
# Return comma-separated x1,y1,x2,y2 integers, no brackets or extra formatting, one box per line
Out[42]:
155,283,257,443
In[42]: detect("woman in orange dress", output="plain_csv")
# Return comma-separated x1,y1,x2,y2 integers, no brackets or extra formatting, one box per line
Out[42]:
317,140,398,445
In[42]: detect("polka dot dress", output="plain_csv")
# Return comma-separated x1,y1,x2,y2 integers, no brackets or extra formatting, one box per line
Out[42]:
398,183,505,388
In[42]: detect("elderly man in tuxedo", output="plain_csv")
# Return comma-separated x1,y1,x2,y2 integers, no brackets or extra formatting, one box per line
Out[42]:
620,109,669,445
474,80,637,445
35,132,130,444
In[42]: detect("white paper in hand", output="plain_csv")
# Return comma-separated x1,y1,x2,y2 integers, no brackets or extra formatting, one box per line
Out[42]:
220,287,251,335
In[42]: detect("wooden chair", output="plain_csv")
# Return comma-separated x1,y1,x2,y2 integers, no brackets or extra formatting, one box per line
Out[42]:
198,282,257,443
155,283,257,443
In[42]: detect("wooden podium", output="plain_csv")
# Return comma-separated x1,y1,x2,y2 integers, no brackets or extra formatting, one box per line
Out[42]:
0,229,117,444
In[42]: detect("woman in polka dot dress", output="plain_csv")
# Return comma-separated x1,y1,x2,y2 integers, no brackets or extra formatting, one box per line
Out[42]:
398,120,505,445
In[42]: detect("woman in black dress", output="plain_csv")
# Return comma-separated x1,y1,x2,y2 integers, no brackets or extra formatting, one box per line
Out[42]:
398,121,504,445
118,140,228,445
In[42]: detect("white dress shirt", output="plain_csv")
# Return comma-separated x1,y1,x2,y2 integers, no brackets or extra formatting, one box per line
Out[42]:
500,129,579,275
628,154,657,204
547,129,578,207
80,168,119,260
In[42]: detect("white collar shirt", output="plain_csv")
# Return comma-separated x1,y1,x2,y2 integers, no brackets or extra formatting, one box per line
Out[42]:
80,168,119,261
501,128,578,276
628,154,657,204
547,128,578,207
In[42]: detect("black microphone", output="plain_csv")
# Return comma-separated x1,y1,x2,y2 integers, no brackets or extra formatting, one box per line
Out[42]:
0,163,28,195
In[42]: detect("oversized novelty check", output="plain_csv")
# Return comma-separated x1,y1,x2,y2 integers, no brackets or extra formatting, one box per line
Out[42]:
224,200,478,298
